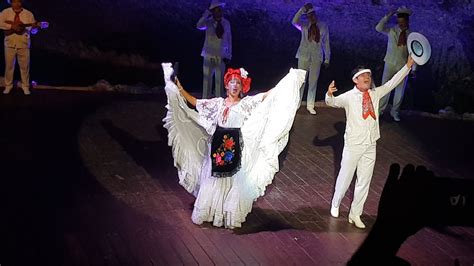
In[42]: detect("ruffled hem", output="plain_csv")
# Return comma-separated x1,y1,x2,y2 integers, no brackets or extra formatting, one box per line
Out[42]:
162,65,306,229
191,206,247,229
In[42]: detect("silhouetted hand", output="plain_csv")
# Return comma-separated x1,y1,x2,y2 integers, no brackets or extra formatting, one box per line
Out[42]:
350,163,474,265
377,164,434,238
348,164,434,265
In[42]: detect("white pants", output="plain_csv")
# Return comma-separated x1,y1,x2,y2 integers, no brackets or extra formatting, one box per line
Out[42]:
331,143,376,216
379,62,408,115
202,56,225,99
4,46,30,91
298,58,321,109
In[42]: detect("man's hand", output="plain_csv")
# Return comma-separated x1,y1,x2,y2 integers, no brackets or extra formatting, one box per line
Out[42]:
203,9,212,17
31,21,41,29
406,55,415,69
327,80,337,96
11,23,23,33
387,8,397,17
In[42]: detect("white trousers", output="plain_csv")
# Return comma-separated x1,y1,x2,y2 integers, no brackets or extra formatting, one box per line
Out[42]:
4,46,30,91
202,56,225,99
331,143,376,216
298,58,321,109
379,62,408,115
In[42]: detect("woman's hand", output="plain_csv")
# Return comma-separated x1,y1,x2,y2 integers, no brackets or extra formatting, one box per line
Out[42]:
176,78,184,92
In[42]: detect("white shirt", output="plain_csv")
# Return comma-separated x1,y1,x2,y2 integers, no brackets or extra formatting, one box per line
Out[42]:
292,8,330,64
196,11,232,60
325,65,410,145
0,7,37,48
195,94,264,135
376,15,412,69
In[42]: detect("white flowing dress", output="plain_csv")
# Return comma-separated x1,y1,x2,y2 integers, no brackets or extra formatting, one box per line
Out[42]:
162,63,306,228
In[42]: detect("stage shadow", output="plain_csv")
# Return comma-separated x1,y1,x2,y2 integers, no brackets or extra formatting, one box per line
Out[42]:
313,121,345,176
100,119,175,181
234,206,375,235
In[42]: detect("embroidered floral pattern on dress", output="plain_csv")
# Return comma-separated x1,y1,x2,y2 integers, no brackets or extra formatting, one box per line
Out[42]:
239,94,264,119
212,134,236,166
196,98,224,134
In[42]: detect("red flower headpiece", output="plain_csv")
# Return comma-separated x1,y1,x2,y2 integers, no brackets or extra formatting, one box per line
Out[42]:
224,68,252,94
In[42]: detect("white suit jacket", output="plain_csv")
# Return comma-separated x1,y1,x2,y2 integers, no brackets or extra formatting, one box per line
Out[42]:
325,65,410,145
197,11,232,60
0,7,37,49
376,15,412,69
292,8,330,64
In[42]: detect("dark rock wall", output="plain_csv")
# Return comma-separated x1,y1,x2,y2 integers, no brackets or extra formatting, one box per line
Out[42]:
3,0,473,111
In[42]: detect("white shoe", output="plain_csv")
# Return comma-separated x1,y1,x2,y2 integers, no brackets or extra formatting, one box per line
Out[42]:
330,205,339,218
348,215,366,229
23,89,31,95
3,87,12,94
307,107,316,115
390,111,400,122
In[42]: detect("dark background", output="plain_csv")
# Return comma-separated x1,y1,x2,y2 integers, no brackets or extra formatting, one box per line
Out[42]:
1,0,473,112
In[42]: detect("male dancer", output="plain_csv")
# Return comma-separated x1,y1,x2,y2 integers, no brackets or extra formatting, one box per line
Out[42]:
197,0,232,98
326,55,414,228
292,3,330,114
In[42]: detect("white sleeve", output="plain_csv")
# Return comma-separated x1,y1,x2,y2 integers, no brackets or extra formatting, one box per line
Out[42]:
223,20,232,59
291,7,305,31
196,10,211,30
375,65,411,98
325,92,347,108
0,10,12,30
375,15,391,35
323,24,331,63
240,68,306,198
27,11,38,34
162,63,209,195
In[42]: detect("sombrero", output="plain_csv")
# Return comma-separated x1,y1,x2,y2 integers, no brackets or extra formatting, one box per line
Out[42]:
407,32,431,65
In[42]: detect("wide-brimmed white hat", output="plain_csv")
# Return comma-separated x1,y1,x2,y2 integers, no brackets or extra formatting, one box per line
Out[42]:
209,0,225,10
397,6,413,16
407,32,431,65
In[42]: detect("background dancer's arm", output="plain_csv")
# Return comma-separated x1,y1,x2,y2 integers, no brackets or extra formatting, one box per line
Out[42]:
224,21,232,60
196,9,211,30
291,5,308,31
0,11,12,30
176,79,197,107
323,24,331,66
375,9,396,34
